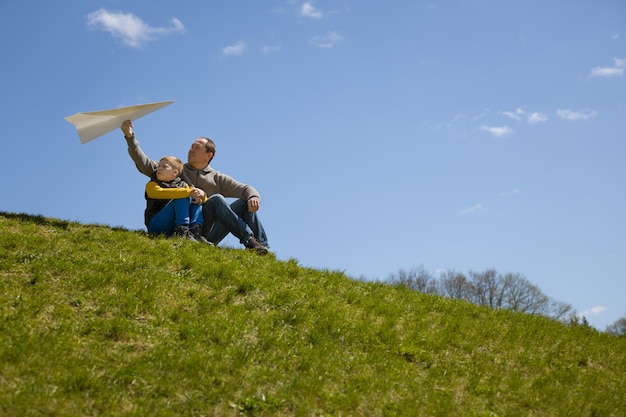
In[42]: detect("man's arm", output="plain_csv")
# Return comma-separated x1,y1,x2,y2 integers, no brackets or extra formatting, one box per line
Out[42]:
121,120,157,177
215,172,262,212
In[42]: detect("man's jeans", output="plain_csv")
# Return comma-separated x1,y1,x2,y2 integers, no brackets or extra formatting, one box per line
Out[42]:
202,195,269,247
148,198,203,236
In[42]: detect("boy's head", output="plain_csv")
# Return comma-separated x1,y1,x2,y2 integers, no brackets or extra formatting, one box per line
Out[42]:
156,156,183,181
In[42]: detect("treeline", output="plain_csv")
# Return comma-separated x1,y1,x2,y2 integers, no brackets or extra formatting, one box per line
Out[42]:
388,267,576,323
388,266,626,335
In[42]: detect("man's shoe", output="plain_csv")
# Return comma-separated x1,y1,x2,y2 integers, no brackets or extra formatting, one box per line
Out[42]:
173,225,197,242
245,236,269,255
190,224,213,245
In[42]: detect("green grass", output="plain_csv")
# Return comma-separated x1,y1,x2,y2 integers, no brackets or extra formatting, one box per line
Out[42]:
1,211,625,416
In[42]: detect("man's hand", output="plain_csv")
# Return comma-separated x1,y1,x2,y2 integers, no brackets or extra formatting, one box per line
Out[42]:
121,120,133,137
247,197,261,213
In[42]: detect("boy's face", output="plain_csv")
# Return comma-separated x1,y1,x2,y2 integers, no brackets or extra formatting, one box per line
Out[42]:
156,161,179,182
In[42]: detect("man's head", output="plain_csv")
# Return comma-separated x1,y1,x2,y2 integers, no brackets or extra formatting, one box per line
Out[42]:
188,137,215,169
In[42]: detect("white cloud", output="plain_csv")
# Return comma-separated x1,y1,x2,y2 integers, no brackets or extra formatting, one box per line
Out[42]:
502,108,547,124
589,57,626,77
501,108,525,121
460,204,483,215
500,189,521,197
581,306,607,317
590,66,624,77
301,1,323,18
557,109,597,121
261,45,281,55
222,41,246,56
480,125,512,137
527,112,548,124
87,9,185,48
310,31,343,48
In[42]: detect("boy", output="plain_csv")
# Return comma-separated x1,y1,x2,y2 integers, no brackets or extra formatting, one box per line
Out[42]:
145,156,210,243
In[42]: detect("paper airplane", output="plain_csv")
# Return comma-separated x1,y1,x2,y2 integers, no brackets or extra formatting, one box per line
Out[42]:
65,101,174,144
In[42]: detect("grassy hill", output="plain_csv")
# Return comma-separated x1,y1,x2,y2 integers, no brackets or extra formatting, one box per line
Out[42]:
1,211,625,417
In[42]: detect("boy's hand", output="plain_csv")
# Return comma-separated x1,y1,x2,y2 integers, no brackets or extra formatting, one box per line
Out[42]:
121,120,133,137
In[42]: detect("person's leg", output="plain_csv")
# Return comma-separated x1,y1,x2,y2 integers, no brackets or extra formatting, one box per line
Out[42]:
173,198,191,227
202,195,268,253
189,202,203,228
189,203,211,244
171,198,197,241
148,201,177,236
204,212,229,245
230,198,269,247
202,194,268,245
149,199,196,241
208,198,269,247
202,195,252,244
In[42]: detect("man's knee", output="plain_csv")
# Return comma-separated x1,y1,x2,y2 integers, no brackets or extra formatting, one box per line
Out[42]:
230,198,247,214
205,194,227,207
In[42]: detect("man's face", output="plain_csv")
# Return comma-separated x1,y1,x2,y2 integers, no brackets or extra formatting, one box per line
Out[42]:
188,138,212,168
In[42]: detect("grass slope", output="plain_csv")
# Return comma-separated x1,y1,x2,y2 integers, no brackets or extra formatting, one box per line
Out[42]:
1,212,625,417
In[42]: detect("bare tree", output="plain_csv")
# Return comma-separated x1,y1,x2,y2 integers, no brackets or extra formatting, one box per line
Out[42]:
388,266,437,294
438,270,471,300
468,269,503,309
606,316,626,337
500,273,549,314
388,265,574,323
546,300,575,322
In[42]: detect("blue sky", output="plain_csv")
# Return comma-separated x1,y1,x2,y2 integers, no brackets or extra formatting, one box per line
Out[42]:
2,0,624,330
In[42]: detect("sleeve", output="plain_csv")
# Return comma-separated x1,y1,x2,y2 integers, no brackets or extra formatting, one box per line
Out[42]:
146,182,193,199
126,134,158,178
215,172,261,201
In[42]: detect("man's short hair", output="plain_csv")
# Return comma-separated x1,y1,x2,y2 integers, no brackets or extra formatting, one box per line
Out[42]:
200,137,216,156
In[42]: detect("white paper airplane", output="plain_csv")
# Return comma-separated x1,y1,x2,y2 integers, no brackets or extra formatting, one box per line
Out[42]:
65,101,174,144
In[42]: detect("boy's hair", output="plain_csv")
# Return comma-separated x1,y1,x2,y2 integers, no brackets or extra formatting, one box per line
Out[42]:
160,156,183,175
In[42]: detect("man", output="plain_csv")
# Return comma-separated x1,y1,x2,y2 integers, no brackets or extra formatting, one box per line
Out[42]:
121,119,269,254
